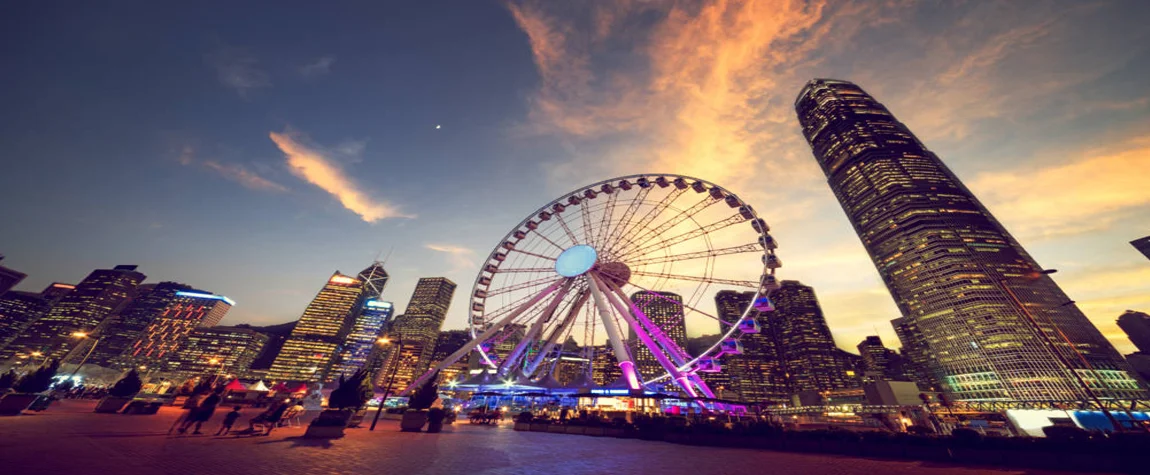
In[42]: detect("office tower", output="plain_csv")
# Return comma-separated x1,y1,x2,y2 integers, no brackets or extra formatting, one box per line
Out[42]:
330,299,394,381
590,344,622,386
1132,237,1150,261
770,280,850,392
374,277,456,390
165,326,268,377
0,256,27,297
358,261,389,299
0,291,52,361
797,79,1144,400
5,265,144,361
429,329,471,385
40,283,76,305
856,335,914,382
122,289,233,368
85,283,165,368
242,321,296,375
713,290,787,402
268,272,365,383
628,291,687,382
1117,310,1150,353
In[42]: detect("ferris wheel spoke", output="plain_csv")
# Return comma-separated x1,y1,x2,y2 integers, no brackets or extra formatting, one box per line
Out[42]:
606,187,688,258
532,230,567,253
508,248,558,262
627,269,757,289
618,213,747,262
579,198,596,248
595,190,620,251
485,276,566,298
625,243,762,267
551,209,582,246
612,194,721,259
491,267,555,274
602,185,651,255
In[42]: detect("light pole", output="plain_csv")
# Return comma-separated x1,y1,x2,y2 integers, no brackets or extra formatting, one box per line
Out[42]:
996,269,1122,430
67,332,102,381
370,336,404,431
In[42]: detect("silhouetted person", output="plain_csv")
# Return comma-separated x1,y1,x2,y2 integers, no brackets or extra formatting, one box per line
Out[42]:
217,406,242,435
180,391,221,434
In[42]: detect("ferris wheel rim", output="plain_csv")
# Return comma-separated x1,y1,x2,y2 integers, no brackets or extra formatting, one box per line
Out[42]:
467,173,778,384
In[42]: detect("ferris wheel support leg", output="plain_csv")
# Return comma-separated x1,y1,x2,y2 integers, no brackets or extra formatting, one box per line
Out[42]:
524,290,590,377
587,273,642,391
397,280,566,396
601,279,690,366
497,280,573,376
591,272,696,395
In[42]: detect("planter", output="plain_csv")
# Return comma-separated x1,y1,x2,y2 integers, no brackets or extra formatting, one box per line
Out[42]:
514,422,531,431
121,401,163,415
0,393,40,416
305,409,353,438
346,409,368,428
529,423,550,432
26,394,53,412
95,396,133,414
400,410,429,432
584,427,606,437
427,420,444,433
303,424,346,438
547,425,567,433
603,428,625,438
565,426,586,435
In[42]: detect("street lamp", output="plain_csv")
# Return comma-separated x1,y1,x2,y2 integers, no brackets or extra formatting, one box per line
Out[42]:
996,269,1123,430
67,331,102,381
370,336,404,431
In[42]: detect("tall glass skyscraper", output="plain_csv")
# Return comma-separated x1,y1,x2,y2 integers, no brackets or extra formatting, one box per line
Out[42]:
268,272,364,383
629,291,687,382
796,79,1145,401
714,290,788,402
770,280,851,393
330,299,394,381
120,288,233,369
375,277,456,390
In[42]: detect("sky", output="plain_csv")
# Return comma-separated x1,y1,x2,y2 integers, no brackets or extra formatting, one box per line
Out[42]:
2,1,1149,354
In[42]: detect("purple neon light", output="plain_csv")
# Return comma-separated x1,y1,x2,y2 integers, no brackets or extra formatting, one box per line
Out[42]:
619,360,641,390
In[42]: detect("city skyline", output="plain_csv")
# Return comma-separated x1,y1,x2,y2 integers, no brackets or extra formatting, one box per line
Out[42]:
3,1,1149,357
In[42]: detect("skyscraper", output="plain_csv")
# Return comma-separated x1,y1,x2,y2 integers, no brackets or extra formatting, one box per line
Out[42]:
165,326,268,378
358,261,389,300
375,277,456,390
770,280,851,392
1131,236,1150,261
628,291,687,382
796,79,1145,401
1117,310,1150,354
121,289,233,369
0,291,51,362
713,290,787,402
268,272,365,383
5,265,144,361
86,283,169,368
429,329,471,385
0,256,27,297
39,283,75,305
330,299,394,381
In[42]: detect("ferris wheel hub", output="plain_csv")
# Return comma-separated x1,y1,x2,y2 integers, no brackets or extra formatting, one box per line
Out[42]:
596,261,631,286
555,245,598,277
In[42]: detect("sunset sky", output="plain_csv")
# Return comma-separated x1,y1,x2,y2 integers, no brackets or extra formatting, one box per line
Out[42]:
2,1,1148,354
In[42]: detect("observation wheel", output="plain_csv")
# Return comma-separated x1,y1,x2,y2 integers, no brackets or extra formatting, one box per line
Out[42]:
457,174,781,398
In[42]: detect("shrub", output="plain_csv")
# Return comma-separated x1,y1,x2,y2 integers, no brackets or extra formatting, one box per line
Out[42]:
328,369,373,410
0,369,20,391
14,360,59,394
515,411,533,423
428,407,446,424
407,372,439,411
1042,425,1089,442
950,427,982,446
108,370,143,398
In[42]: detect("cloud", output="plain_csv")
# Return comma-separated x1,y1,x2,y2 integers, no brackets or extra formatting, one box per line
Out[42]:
177,145,288,193
269,130,412,222
970,136,1150,239
202,160,290,193
300,56,336,78
205,45,270,98
425,244,477,271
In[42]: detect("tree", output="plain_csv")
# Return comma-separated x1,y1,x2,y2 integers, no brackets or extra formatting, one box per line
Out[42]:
14,360,60,394
408,372,440,411
0,369,18,392
328,369,373,411
108,370,143,398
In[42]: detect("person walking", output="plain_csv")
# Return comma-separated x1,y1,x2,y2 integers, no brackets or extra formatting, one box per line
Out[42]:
216,406,242,435
168,393,202,435
180,390,221,434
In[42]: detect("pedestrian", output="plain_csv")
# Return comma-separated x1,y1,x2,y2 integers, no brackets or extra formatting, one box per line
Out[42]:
180,390,221,434
216,406,242,435
169,393,202,435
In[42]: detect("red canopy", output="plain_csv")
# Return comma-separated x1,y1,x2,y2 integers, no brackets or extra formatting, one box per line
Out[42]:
270,382,290,392
289,382,311,393
224,379,247,391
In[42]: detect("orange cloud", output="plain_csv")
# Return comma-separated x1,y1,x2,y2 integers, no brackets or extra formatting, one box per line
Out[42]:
269,130,412,222
425,244,477,271
202,160,288,193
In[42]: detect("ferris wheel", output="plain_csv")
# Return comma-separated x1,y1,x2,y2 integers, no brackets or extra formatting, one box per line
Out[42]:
407,174,780,398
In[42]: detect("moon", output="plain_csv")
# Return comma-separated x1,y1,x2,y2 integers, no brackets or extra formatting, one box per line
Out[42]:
435,125,441,129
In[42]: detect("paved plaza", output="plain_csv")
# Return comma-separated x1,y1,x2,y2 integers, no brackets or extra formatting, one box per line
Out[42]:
0,400,1096,475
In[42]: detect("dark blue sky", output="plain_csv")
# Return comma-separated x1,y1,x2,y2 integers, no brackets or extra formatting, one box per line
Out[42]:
3,1,1149,352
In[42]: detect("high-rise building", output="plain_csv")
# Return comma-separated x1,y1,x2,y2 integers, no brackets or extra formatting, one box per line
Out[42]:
770,280,851,392
590,344,622,386
39,283,75,305
5,265,144,361
358,261,389,300
165,326,268,377
86,283,168,368
429,329,471,385
122,289,233,369
268,272,365,383
0,291,52,362
713,290,787,402
628,291,687,382
374,277,456,390
241,321,296,375
1117,310,1150,354
1131,237,1150,261
796,79,1145,401
330,299,394,381
0,256,27,297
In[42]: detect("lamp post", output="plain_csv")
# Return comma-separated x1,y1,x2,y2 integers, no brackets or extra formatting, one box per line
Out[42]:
370,336,404,431
996,269,1122,430
67,332,102,381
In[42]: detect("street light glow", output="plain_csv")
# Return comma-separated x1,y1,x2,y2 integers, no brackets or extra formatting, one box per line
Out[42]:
71,332,88,338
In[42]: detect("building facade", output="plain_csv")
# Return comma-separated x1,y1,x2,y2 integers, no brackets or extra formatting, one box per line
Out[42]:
0,291,52,363
796,79,1144,400
1131,236,1150,261
86,283,173,368
331,299,394,381
428,329,471,386
374,277,456,390
770,280,852,393
122,289,233,369
0,256,27,297
4,265,145,361
39,283,75,305
1117,310,1150,354
628,291,688,383
268,272,365,383
165,326,268,378
713,290,788,402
